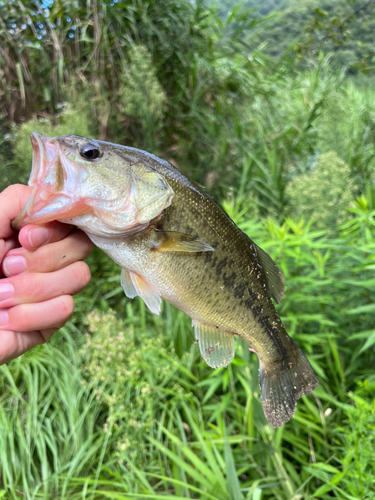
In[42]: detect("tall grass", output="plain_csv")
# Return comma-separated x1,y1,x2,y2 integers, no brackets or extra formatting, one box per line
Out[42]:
0,326,104,500
1,1,375,498
2,1,375,213
1,198,374,499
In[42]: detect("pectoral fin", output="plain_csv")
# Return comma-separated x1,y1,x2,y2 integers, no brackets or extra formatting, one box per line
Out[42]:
154,230,214,253
193,321,235,369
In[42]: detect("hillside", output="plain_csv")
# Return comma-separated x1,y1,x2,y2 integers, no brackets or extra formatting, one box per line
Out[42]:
212,0,375,69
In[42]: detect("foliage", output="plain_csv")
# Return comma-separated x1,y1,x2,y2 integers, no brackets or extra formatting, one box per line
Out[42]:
120,45,167,150
286,152,355,232
316,78,375,184
2,1,375,210
246,0,375,71
80,308,185,463
209,0,290,17
0,327,104,499
1,0,375,498
336,389,375,498
1,201,375,498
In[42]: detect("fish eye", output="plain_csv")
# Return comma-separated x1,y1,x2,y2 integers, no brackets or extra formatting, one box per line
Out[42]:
79,143,101,160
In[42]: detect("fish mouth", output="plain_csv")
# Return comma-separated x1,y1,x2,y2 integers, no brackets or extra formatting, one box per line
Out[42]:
12,133,89,230
12,133,175,237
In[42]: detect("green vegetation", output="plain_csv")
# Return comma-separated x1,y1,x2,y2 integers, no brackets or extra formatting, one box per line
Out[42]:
2,213,375,499
287,152,356,232
1,0,375,498
239,0,375,69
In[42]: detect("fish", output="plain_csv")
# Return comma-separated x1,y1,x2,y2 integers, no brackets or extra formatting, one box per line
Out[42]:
12,132,319,427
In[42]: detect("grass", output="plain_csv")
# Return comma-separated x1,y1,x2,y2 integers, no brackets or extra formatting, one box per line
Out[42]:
0,327,104,499
1,201,374,499
1,1,375,497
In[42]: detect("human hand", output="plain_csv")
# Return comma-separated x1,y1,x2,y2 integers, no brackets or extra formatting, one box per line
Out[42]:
0,184,94,365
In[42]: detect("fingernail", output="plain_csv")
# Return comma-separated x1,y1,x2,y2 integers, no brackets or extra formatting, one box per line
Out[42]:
0,310,9,326
29,227,50,247
0,283,14,301
3,256,27,276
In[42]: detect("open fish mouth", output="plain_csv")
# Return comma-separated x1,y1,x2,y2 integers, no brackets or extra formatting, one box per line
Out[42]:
28,132,41,187
12,132,175,238
12,133,89,230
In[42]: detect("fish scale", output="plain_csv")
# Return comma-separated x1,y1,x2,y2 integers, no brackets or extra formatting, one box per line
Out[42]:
12,132,319,427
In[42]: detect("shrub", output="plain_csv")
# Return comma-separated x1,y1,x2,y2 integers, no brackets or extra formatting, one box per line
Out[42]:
120,45,167,150
79,309,185,463
286,152,355,232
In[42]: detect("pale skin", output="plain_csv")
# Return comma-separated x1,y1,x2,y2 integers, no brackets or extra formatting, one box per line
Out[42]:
0,184,94,365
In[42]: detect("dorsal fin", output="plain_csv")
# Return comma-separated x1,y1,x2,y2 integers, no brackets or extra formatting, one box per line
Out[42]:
254,244,284,304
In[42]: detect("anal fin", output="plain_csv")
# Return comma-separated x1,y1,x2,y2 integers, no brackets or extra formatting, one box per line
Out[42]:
193,321,235,369
130,271,161,315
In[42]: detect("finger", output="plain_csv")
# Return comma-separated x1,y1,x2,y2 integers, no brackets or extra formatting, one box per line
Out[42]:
0,261,91,308
19,221,74,250
0,327,59,365
0,294,75,332
0,235,19,273
2,229,94,277
0,185,32,239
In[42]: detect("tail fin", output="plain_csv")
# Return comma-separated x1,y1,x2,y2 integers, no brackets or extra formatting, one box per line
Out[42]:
259,345,319,428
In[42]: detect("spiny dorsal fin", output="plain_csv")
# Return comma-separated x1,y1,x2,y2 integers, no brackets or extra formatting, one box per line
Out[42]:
254,244,284,304
154,230,214,253
193,321,235,369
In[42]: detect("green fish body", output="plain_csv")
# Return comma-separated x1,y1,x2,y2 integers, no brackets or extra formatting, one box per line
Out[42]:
13,133,318,427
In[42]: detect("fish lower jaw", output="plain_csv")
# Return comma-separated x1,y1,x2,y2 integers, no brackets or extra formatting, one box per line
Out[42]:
78,219,150,240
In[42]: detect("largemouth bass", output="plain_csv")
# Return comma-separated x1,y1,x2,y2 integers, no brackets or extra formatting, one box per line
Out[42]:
13,133,318,427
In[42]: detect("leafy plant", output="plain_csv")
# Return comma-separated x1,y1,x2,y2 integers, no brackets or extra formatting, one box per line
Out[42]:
120,45,167,150
286,152,356,232
1,1,375,498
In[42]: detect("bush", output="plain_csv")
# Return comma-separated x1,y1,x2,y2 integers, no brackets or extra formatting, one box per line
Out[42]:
80,309,186,463
286,152,355,232
120,45,167,150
